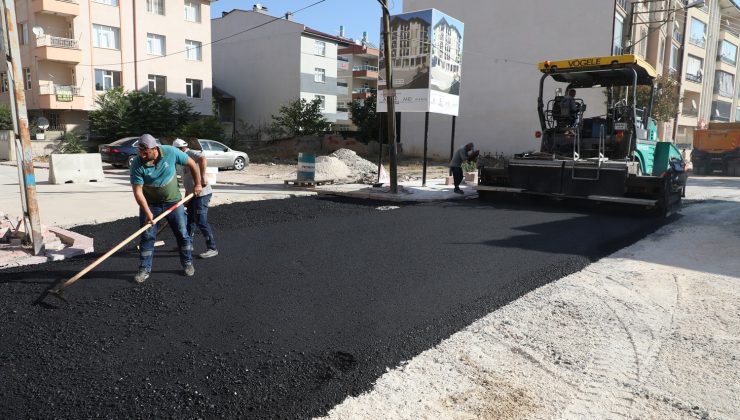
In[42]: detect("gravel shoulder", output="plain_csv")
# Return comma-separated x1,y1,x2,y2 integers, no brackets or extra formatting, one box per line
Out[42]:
322,176,740,419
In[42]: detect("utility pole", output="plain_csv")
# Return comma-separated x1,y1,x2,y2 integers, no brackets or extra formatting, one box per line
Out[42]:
381,0,398,193
1,0,44,255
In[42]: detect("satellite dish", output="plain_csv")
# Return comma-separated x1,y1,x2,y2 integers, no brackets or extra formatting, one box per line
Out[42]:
32,26,44,37
36,117,49,130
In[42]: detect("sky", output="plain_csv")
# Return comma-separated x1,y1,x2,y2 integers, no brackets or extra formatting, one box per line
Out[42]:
211,0,405,45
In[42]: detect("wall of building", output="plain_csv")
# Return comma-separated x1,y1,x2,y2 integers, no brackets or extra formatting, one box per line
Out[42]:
212,11,302,130
400,0,616,159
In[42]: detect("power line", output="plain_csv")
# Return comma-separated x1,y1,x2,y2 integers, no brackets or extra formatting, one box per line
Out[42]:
76,0,327,67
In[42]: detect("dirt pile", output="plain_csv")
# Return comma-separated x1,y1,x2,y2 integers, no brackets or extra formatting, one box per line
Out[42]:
329,149,378,184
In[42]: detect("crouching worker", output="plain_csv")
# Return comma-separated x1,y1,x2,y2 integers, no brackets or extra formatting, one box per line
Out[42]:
449,142,479,194
130,134,202,283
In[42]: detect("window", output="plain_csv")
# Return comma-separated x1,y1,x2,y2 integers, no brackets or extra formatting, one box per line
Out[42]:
670,44,679,71
19,22,28,46
685,55,703,83
613,15,624,55
719,40,737,65
639,28,648,58
689,18,706,48
186,79,202,98
314,68,325,83
94,69,121,91
715,70,734,98
658,38,665,65
315,95,326,109
314,40,326,56
0,72,7,93
147,33,165,56
185,40,202,61
147,0,164,15
92,24,120,49
184,1,201,22
93,0,119,5
23,68,31,90
711,100,731,122
148,74,166,94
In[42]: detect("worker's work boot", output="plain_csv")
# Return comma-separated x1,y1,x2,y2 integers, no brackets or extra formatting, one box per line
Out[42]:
184,263,195,277
199,249,218,259
134,269,150,284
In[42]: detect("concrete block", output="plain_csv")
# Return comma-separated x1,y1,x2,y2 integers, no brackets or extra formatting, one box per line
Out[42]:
49,153,105,184
49,227,95,254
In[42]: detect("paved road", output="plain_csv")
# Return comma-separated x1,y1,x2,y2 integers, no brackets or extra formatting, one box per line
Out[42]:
0,197,665,419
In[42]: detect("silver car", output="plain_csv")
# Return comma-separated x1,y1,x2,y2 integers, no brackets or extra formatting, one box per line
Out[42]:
197,139,249,171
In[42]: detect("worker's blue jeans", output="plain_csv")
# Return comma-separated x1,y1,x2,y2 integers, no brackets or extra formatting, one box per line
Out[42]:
138,202,192,272
187,193,217,251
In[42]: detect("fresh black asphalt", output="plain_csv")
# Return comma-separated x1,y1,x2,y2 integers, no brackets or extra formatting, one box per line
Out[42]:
0,196,667,419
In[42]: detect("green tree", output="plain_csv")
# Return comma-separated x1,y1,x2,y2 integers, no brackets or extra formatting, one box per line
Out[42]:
348,91,379,142
55,131,86,154
610,74,680,123
0,105,13,130
88,88,200,140
177,116,225,141
271,98,328,137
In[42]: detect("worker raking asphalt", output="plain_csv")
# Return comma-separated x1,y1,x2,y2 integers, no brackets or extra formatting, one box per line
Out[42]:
0,196,667,419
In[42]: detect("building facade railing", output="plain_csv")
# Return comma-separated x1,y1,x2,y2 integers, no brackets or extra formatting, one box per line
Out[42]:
38,83,81,96
353,65,378,72
352,87,376,94
36,34,79,49
685,73,702,83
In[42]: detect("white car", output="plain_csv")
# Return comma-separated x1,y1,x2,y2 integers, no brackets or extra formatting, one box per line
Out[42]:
197,139,249,171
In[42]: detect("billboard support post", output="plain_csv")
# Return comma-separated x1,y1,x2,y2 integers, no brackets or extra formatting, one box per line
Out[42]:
381,0,398,193
422,112,429,186
449,115,456,175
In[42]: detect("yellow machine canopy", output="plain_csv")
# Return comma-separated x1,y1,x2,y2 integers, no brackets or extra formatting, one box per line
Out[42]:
538,54,657,87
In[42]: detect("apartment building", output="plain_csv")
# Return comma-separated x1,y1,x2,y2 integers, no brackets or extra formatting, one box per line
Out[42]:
336,33,379,131
212,7,350,133
1,0,213,134
613,0,740,148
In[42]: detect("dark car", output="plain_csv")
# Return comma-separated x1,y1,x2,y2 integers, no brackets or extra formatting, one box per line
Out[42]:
98,137,161,168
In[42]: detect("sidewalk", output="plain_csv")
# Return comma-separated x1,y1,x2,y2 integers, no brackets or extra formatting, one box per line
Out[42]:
0,163,474,268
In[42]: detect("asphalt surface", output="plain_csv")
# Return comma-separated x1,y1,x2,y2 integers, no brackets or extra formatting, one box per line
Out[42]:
0,196,667,419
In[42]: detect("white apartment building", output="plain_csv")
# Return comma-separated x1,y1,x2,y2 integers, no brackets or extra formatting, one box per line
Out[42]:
397,0,616,159
397,0,740,158
0,0,213,134
212,7,347,132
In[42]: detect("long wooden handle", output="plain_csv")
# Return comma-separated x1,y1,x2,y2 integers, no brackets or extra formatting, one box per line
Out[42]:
50,193,194,293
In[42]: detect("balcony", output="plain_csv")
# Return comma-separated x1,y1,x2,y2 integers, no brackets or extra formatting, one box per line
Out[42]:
685,73,702,84
352,65,379,80
351,87,376,100
32,0,80,16
37,84,85,110
35,35,81,63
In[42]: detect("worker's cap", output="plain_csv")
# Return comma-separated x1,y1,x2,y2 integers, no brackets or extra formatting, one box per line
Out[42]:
138,134,158,149
172,138,188,148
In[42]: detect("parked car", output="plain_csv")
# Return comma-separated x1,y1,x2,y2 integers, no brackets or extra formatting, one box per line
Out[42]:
98,136,161,168
197,139,248,171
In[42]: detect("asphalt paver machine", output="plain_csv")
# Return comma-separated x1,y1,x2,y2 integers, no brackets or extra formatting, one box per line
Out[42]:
477,55,687,216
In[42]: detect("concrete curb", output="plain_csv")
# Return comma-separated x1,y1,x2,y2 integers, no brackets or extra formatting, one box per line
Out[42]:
46,227,94,262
